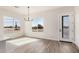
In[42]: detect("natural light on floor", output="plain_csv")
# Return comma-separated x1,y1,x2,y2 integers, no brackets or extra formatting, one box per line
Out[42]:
6,37,38,46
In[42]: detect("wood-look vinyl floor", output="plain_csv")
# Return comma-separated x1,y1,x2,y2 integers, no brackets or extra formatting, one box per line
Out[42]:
13,39,79,53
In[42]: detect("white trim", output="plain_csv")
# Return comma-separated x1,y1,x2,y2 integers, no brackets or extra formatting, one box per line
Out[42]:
59,13,75,42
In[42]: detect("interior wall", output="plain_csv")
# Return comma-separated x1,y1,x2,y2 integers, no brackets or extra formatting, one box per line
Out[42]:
25,6,75,41
0,7,25,41
25,8,59,40
74,7,79,48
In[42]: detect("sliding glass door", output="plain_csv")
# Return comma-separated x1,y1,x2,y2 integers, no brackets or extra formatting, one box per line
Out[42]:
59,14,74,42
62,15,69,39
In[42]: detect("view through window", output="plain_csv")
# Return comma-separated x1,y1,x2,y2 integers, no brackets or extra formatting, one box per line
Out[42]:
3,16,20,34
32,17,44,32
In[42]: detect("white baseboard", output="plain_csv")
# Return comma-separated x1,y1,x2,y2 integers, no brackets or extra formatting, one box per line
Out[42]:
25,35,59,41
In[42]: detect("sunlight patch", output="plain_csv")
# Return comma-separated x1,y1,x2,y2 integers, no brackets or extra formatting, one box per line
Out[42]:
6,37,38,46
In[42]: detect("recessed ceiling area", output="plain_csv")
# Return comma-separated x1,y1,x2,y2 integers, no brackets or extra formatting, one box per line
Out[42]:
0,6,62,15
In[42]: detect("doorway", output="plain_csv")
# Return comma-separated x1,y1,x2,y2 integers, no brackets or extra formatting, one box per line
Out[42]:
62,15,69,39
59,15,74,42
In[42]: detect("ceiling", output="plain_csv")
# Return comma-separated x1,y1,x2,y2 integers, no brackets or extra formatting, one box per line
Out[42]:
0,6,62,15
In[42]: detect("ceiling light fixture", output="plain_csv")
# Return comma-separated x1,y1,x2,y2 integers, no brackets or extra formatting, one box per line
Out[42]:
25,6,33,21
27,6,30,21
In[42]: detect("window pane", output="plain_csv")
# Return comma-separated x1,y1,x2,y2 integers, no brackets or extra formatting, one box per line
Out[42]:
4,16,14,28
32,17,44,32
3,16,14,34
62,16,69,39
3,16,21,34
14,18,20,31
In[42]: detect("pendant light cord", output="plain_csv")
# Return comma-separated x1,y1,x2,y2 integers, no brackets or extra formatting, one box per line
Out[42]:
28,6,30,21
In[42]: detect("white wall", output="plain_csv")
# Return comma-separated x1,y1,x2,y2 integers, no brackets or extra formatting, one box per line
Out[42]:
74,7,79,48
0,7,25,41
25,6,74,41
25,9,59,40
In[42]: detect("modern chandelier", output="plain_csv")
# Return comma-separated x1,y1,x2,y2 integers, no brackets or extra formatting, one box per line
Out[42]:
14,6,32,21
25,6,33,21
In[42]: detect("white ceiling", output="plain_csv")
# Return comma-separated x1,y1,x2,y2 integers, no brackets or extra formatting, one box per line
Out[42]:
0,6,62,15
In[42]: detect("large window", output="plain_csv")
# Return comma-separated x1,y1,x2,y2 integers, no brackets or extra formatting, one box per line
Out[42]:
14,18,20,30
32,17,44,32
3,16,20,34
